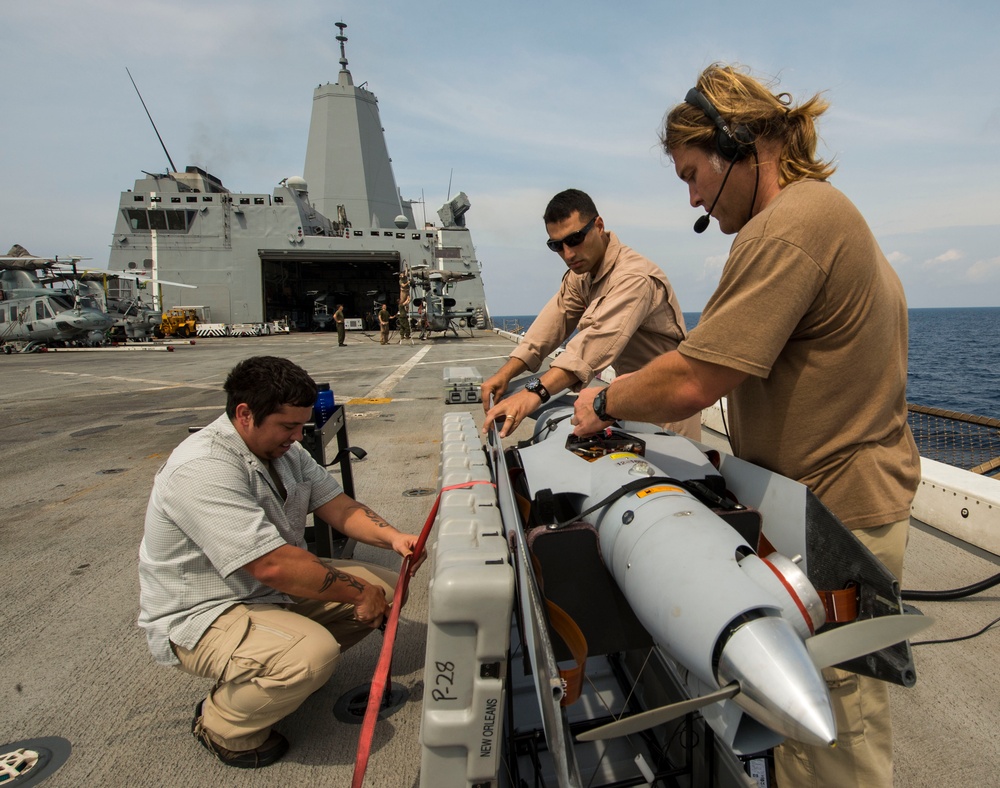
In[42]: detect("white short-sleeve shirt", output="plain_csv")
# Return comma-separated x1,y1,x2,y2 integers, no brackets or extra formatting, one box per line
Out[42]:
138,414,342,665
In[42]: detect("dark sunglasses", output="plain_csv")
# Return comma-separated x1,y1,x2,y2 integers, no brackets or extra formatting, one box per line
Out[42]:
546,216,597,252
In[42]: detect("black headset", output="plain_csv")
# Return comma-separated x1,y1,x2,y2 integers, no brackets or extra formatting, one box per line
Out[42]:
684,87,756,162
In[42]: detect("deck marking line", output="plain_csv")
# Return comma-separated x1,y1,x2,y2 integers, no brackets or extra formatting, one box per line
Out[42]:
418,353,510,366
38,369,219,390
364,346,431,399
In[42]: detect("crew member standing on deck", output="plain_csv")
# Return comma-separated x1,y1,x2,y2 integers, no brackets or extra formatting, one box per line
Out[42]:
482,188,700,439
572,65,920,788
416,302,429,340
396,271,412,344
378,304,391,345
138,355,422,769
334,304,346,346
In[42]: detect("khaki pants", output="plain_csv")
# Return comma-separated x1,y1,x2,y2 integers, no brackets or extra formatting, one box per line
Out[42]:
664,413,702,441
774,518,909,787
174,559,397,751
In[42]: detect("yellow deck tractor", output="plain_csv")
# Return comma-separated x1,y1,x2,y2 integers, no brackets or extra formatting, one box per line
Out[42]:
156,306,207,338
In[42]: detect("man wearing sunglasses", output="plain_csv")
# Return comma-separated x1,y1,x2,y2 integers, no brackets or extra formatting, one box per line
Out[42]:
482,188,699,440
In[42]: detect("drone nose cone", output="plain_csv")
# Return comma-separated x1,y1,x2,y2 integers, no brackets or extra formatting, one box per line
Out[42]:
717,615,837,748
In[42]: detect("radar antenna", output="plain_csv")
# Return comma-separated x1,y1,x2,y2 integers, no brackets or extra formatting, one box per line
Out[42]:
126,67,178,174
336,21,349,72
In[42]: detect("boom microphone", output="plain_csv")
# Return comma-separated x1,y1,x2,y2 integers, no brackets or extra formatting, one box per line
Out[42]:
693,155,739,234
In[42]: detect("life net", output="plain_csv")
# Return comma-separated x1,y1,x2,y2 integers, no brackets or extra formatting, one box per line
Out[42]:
907,404,1000,477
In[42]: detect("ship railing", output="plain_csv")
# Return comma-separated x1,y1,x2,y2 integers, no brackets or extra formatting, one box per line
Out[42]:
907,404,1000,477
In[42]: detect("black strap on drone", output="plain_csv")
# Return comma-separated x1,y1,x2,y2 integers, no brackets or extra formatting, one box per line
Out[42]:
544,476,682,531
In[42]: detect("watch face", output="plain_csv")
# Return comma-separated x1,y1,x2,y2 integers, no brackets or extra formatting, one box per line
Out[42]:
526,378,548,402
594,389,608,419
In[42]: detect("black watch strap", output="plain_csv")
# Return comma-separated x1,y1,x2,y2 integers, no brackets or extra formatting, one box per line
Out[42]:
593,387,616,421
525,377,550,403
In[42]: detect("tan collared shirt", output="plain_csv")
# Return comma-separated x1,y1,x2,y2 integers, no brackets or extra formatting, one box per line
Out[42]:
510,231,700,438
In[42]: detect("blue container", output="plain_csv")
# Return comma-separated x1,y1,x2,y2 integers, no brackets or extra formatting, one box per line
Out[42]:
314,383,335,429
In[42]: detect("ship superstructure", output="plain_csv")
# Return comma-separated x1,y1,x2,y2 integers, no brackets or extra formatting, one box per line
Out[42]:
108,23,490,333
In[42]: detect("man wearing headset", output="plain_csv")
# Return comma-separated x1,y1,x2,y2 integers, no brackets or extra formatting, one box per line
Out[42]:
573,65,919,787
482,188,700,440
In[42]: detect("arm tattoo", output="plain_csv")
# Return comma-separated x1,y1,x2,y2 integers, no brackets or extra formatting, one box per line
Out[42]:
315,559,364,594
352,503,391,529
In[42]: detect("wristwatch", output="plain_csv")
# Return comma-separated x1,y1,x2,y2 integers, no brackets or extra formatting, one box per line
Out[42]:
593,387,617,422
524,377,551,403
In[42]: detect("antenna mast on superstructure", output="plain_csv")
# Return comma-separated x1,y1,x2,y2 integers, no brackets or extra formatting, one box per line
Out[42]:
336,21,350,72
336,21,408,225
126,67,178,174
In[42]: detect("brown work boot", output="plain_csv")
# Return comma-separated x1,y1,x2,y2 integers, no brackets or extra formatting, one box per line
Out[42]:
192,701,289,769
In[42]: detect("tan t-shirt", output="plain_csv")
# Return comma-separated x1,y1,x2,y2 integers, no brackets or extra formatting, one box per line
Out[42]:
511,231,700,439
680,180,919,529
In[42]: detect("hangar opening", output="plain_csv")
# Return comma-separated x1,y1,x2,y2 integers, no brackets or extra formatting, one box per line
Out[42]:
260,249,402,331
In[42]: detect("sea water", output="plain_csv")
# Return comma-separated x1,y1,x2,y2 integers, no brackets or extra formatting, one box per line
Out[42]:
492,307,1000,420
907,307,1000,419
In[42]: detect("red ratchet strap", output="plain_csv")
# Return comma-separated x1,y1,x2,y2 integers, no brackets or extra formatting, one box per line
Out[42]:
761,556,816,635
351,480,495,788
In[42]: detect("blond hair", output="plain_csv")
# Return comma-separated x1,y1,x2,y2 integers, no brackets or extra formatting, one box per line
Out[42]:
662,64,836,185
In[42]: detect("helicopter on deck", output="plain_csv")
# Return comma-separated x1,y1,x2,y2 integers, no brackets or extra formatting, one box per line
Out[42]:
42,262,198,342
407,264,479,335
0,248,114,351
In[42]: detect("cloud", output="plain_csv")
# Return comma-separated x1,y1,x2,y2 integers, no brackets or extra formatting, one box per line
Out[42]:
885,250,910,267
965,257,1000,283
700,254,728,281
922,248,964,268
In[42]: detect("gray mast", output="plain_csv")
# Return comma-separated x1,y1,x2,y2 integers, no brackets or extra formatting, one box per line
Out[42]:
303,22,412,229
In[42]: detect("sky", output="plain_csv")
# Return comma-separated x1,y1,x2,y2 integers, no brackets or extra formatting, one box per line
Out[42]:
3,0,998,316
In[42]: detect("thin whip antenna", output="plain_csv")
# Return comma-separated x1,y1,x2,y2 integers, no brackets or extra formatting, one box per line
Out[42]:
126,67,178,173
446,168,453,202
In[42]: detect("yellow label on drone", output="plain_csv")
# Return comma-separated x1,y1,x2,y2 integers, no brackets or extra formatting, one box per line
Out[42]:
608,452,639,460
637,485,684,498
